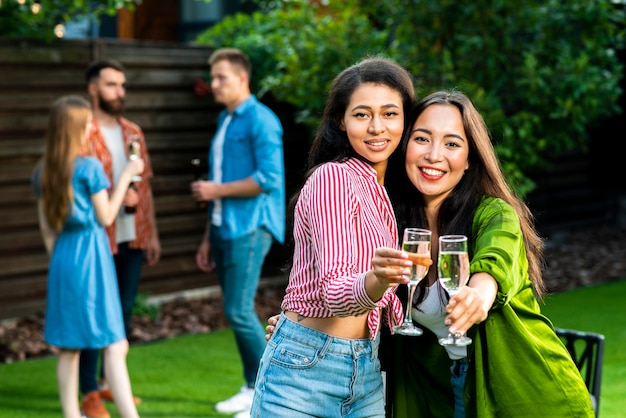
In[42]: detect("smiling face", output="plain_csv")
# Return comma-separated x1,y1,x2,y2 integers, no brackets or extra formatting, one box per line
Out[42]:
405,103,470,208
341,83,405,182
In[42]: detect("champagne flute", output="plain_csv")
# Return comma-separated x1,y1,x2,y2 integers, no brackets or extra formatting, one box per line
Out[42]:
393,228,432,336
437,235,472,346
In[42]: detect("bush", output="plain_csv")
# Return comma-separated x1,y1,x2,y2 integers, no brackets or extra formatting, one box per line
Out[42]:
195,2,391,127
132,292,160,321
0,0,140,41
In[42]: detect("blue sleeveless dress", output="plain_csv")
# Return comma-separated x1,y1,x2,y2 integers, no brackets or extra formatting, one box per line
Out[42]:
33,156,125,349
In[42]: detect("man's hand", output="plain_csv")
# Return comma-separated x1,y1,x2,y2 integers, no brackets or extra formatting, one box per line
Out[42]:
190,180,222,203
195,239,215,272
145,233,161,266
123,187,139,207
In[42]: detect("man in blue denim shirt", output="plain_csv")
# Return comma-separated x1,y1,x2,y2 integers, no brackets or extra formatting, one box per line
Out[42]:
190,48,285,418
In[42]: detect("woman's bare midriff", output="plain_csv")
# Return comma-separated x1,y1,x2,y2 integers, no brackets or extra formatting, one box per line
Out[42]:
284,311,370,339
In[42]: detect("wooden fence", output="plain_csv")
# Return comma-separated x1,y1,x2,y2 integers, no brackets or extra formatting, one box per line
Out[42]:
526,150,618,234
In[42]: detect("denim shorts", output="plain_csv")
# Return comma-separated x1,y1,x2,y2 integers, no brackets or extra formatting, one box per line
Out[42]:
250,312,385,418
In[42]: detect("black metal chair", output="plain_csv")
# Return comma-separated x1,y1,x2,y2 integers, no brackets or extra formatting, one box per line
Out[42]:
555,327,605,417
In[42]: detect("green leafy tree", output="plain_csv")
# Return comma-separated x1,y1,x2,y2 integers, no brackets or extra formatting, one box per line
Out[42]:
360,0,625,194
195,0,625,196
0,0,140,41
196,2,391,126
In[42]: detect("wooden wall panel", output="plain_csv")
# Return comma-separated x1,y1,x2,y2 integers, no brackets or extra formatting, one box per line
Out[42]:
527,151,616,233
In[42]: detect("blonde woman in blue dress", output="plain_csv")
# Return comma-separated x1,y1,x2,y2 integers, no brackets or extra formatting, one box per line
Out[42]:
32,95,144,418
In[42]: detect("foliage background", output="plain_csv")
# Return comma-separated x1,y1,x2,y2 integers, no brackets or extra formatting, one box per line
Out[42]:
195,0,626,196
0,0,140,41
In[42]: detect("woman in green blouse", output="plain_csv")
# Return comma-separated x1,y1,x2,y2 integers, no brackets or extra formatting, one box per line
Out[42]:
376,90,594,417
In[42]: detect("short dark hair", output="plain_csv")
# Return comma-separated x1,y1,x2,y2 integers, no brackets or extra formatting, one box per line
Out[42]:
85,59,126,85
208,48,252,79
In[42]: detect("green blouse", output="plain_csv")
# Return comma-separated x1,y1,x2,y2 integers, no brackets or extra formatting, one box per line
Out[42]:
382,196,594,418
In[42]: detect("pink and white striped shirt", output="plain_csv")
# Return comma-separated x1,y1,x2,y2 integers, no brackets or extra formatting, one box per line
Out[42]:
282,158,404,339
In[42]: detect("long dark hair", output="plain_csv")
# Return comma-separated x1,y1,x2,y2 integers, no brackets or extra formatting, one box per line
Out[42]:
282,56,416,274
386,90,546,299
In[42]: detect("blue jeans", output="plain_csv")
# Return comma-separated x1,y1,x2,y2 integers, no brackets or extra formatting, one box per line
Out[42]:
210,226,273,387
451,357,468,418
250,312,385,418
79,242,144,394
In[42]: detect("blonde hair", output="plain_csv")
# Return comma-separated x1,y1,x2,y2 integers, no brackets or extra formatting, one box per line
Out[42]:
41,95,92,232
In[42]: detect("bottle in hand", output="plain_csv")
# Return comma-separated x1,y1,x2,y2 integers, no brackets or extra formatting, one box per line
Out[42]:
191,158,207,209
124,139,141,214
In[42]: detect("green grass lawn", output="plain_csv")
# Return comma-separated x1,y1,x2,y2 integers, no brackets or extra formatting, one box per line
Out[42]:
1,279,624,417
542,279,626,418
0,330,243,417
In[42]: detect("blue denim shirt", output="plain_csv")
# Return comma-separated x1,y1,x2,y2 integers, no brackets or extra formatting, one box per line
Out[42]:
208,95,285,243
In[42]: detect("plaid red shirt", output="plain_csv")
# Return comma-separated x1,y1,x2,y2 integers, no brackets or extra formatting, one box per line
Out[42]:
81,117,156,254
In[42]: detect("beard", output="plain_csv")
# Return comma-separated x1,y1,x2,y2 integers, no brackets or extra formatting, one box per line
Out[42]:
98,93,125,116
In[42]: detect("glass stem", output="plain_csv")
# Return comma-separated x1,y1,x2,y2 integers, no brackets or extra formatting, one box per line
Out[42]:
404,283,416,325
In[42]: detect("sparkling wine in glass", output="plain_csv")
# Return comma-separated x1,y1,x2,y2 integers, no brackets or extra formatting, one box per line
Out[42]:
437,234,472,346
393,228,432,336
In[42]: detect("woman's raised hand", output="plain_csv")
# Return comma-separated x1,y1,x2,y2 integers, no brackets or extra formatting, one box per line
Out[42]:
444,272,497,336
371,247,414,286
125,157,145,180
